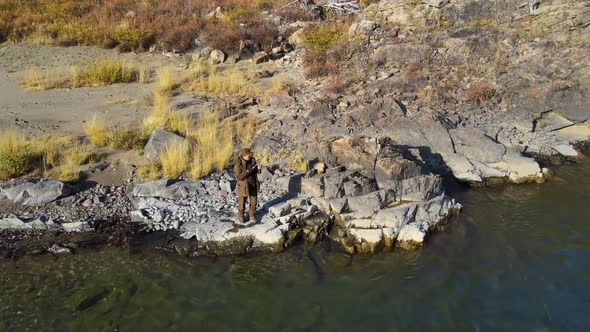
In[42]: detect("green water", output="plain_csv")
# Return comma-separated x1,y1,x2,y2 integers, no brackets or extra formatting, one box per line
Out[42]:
1,160,590,331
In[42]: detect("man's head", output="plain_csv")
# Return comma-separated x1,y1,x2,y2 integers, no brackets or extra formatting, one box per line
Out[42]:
240,148,252,161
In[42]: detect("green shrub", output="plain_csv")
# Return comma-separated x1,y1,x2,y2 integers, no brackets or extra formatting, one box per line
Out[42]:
110,129,145,150
302,24,345,52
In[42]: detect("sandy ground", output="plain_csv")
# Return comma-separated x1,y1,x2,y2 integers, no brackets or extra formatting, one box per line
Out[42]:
0,43,189,135
0,42,290,185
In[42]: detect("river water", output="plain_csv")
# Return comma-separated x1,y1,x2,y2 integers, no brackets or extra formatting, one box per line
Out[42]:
1,159,589,331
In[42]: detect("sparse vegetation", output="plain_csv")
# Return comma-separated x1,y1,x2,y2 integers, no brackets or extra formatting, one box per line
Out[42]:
234,115,257,148
188,113,234,179
256,147,308,172
109,129,145,151
183,67,248,96
0,131,39,180
85,116,111,147
466,82,496,104
22,60,145,90
138,66,151,83
83,59,137,86
22,66,70,90
301,22,348,79
302,24,346,53
0,131,100,182
155,67,176,94
138,162,161,181
1,0,298,52
143,92,189,135
159,142,190,179
288,149,308,172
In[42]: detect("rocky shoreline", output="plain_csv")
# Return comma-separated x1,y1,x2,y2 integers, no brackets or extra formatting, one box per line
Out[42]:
3,134,585,259
1,138,467,258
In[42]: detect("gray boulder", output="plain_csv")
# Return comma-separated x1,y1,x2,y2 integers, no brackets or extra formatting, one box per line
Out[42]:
2,180,69,206
209,49,226,64
0,217,26,229
143,129,188,161
252,51,270,64
131,180,200,200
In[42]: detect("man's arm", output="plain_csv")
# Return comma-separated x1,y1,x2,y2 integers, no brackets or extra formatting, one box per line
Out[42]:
234,161,248,181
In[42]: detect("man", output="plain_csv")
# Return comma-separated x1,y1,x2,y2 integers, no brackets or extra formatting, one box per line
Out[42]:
234,148,259,223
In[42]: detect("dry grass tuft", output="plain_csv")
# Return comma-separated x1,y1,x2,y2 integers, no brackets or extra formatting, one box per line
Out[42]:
234,114,257,148
0,131,99,182
183,67,248,96
142,92,189,135
138,66,152,83
83,59,138,86
22,66,70,90
84,115,111,147
110,129,145,150
138,162,161,181
466,82,496,104
187,112,235,179
155,67,176,93
55,164,80,183
0,131,39,180
61,144,92,166
288,149,308,172
159,142,190,179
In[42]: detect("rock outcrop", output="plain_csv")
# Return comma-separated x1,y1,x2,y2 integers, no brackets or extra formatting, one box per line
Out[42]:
301,163,460,254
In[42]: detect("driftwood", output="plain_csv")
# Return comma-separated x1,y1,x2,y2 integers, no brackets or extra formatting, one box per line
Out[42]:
281,0,361,16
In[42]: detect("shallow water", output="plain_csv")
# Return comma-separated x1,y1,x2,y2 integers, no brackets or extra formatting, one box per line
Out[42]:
1,159,589,331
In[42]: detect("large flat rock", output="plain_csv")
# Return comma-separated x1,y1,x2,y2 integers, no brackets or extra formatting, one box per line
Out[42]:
2,180,69,206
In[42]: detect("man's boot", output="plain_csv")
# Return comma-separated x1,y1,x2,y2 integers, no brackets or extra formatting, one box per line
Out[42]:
249,214,258,223
238,213,246,223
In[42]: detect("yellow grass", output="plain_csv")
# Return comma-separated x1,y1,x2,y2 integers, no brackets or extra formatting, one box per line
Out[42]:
183,67,248,95
55,164,80,183
83,59,138,86
70,66,82,88
155,67,176,93
0,131,95,182
84,115,111,147
187,112,234,179
288,149,308,172
31,135,73,172
138,162,161,181
214,121,234,171
109,129,145,150
62,144,92,166
270,74,287,94
189,149,212,180
159,142,190,179
143,92,189,134
138,66,151,83
182,60,213,83
234,114,257,148
22,66,70,90
0,131,38,180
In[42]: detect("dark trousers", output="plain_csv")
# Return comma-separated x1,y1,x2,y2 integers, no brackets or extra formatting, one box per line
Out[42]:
238,195,257,217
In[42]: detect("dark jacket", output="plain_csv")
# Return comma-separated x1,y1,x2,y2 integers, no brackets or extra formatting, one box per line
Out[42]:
234,156,259,197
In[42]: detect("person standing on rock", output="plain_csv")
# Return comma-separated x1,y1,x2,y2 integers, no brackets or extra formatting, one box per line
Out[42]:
234,148,260,223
